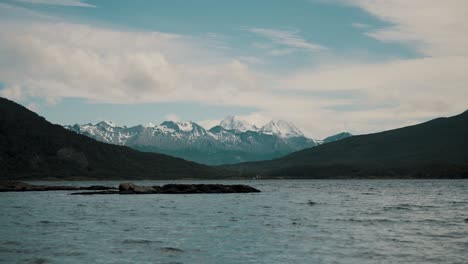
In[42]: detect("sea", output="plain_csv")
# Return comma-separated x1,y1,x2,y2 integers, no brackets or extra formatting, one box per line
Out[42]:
1,180,467,264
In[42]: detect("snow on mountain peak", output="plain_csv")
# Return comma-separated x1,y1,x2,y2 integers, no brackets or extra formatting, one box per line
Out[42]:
260,120,304,138
96,120,117,127
157,121,206,137
218,115,306,137
176,121,194,132
219,115,259,132
144,122,157,128
91,117,304,138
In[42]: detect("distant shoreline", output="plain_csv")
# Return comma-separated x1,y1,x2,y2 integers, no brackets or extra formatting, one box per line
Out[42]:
14,177,468,182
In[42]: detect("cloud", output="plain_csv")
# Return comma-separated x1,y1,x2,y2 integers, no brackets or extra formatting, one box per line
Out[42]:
164,113,180,122
275,0,468,135
1,2,467,139
0,21,263,106
197,113,271,130
248,28,327,52
0,15,339,135
267,48,295,56
26,102,39,112
14,0,95,7
281,56,468,119
0,84,23,100
197,119,221,130
346,0,468,56
0,2,57,20
351,22,370,29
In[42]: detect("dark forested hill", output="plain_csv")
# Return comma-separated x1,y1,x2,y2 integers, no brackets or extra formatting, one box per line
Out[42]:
0,97,220,180
3,96,466,180
225,110,468,179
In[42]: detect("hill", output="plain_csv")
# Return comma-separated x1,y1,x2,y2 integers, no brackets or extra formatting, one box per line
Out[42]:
0,97,220,180
225,111,468,179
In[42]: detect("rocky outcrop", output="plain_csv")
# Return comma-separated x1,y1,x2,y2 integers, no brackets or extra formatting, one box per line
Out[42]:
0,181,261,194
119,182,156,194
0,181,116,192
154,184,261,194
72,182,261,195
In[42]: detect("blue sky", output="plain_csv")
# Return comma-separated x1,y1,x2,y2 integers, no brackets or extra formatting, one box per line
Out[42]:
0,0,467,138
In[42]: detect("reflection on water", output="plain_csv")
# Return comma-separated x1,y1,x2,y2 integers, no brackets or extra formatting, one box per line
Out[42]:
1,180,467,264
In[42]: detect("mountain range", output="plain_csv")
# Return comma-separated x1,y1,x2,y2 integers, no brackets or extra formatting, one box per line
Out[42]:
64,116,351,165
2,97,466,180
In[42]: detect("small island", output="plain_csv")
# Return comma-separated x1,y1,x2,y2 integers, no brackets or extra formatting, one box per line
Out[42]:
0,181,116,192
0,181,261,194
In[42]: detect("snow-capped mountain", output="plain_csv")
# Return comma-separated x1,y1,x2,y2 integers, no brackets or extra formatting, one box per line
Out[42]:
219,115,259,132
260,120,304,138
65,116,351,165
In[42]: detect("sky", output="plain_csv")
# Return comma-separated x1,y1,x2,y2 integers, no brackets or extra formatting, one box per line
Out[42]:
0,0,467,138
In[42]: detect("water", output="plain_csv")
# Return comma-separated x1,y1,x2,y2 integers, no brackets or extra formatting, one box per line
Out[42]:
1,180,467,264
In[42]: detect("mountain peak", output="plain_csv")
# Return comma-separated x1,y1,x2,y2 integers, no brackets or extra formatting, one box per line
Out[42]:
160,120,178,129
159,121,205,135
260,120,304,138
219,115,259,132
175,121,195,132
96,120,117,128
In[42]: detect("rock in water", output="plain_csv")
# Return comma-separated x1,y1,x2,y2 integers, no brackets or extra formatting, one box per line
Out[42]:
1,181,260,194
74,183,261,194
119,182,156,194
0,181,116,192
158,184,261,194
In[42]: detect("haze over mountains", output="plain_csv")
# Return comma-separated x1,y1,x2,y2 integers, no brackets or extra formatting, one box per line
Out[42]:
65,116,351,165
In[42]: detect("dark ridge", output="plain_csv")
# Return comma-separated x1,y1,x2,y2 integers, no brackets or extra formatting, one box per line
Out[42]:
322,132,352,144
224,110,468,179
0,97,225,180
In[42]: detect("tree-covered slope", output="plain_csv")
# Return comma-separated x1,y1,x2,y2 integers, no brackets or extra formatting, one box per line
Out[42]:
0,97,220,180
226,110,468,179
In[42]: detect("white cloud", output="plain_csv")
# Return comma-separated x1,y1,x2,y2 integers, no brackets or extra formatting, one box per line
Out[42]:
197,113,271,131
0,16,340,136
0,84,23,100
267,48,295,56
274,0,468,136
14,0,95,7
197,119,221,130
231,113,271,128
347,0,468,56
281,55,468,129
248,28,327,52
164,113,180,122
26,102,39,112
351,22,370,29
1,2,467,139
0,21,264,106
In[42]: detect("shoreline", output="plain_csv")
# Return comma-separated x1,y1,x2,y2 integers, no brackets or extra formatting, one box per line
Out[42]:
11,177,468,182
0,181,261,194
